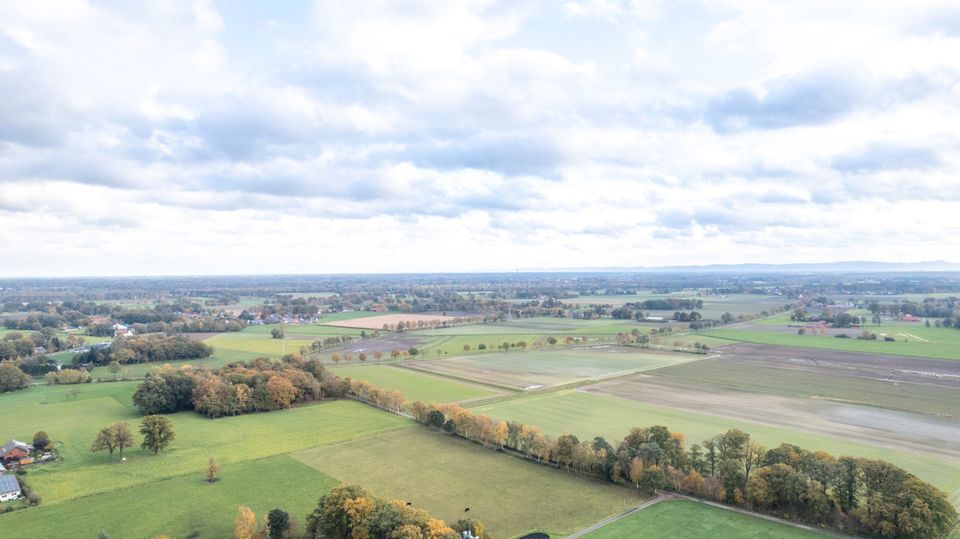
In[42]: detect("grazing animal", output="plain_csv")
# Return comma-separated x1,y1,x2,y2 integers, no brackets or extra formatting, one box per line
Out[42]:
406,502,412,506
464,508,470,512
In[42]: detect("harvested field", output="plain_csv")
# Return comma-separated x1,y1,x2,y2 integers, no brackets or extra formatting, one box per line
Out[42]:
585,375,960,456
403,346,697,390
320,313,464,330
469,390,960,504
649,343,960,417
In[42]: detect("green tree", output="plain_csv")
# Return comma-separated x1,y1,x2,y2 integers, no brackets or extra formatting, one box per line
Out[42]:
33,430,51,450
113,422,134,460
107,360,122,379
140,415,175,455
0,362,31,392
267,508,290,539
91,427,118,463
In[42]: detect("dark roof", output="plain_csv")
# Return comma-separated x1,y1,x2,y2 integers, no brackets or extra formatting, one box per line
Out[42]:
0,474,20,495
1,440,32,455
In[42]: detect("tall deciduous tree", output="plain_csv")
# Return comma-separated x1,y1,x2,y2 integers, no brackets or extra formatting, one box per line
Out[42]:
140,415,175,455
234,506,257,539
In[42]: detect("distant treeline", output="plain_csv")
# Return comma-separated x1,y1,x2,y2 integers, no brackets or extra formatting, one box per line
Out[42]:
0,328,86,360
74,334,212,366
411,402,957,539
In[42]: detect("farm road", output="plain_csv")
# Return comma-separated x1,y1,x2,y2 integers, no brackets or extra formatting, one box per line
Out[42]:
565,493,670,538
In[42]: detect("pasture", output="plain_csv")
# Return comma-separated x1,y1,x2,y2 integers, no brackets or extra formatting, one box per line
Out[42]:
0,382,407,514
403,346,698,390
330,364,499,404
583,500,826,538
469,389,960,504
0,455,338,538
294,426,643,538
707,322,960,361
203,325,362,358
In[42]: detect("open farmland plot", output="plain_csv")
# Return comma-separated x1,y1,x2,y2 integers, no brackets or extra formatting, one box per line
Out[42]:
0,383,408,509
319,313,464,330
203,326,362,358
404,346,698,390
470,390,960,504
585,375,960,464
0,455,339,538
650,343,960,417
583,499,827,538
331,364,500,404
707,322,960,360
294,426,643,538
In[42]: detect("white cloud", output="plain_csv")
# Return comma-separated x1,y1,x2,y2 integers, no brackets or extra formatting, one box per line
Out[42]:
0,0,958,276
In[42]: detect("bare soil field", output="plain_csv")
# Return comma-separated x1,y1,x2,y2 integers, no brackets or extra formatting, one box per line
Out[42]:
650,343,960,417
584,375,960,456
319,313,464,330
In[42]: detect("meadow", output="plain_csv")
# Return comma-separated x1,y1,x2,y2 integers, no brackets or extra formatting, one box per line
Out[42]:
330,364,499,404
707,323,960,360
403,347,698,390
2,384,407,504
469,389,960,504
583,500,827,538
295,427,643,538
203,326,362,358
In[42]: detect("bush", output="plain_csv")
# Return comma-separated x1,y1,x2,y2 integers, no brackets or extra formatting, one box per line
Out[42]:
44,369,92,385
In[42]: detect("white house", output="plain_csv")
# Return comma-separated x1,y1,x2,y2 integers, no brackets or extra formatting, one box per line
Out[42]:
0,474,21,502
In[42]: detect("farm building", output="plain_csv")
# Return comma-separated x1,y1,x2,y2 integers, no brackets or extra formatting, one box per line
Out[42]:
0,474,22,502
1,440,32,465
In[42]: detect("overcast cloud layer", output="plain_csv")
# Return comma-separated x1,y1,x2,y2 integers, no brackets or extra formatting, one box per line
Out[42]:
1,0,959,276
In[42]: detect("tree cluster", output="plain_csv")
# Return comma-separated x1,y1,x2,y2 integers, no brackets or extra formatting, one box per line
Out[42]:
43,368,92,385
306,483,480,539
410,402,957,538
132,356,349,418
74,334,213,366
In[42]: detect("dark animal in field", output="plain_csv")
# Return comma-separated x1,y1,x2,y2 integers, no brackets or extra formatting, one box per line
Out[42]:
406,502,412,506
464,508,470,512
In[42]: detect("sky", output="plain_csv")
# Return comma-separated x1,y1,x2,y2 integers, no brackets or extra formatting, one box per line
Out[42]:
1,0,959,277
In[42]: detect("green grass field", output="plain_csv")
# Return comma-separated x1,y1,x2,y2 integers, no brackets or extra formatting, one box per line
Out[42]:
330,364,499,404
469,390,960,504
707,324,960,360
5,387,406,505
405,347,697,390
583,500,826,538
203,327,362,358
0,455,338,538
317,311,385,322
295,427,643,538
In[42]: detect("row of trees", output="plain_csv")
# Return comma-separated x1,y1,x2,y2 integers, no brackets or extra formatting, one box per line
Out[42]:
74,334,213,366
409,402,957,538
306,484,488,539
132,356,350,418
91,416,175,463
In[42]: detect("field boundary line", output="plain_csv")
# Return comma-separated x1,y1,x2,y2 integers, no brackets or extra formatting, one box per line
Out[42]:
563,493,669,538
668,493,857,539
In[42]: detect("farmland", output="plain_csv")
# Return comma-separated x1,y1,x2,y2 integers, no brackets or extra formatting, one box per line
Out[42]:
469,389,960,503
320,313,463,330
650,344,960,417
403,346,698,390
0,382,409,537
583,500,826,538
295,427,642,538
330,364,499,404
707,322,960,361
